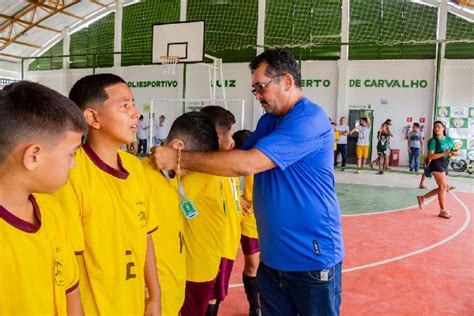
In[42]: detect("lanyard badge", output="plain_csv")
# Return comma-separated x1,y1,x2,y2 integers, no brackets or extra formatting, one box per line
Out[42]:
179,198,198,219
162,149,198,220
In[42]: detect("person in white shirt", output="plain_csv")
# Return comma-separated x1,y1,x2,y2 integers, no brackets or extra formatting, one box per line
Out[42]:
154,115,168,146
335,117,350,171
349,111,371,174
137,115,149,156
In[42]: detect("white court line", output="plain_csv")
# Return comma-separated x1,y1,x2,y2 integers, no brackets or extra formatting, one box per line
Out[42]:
229,192,471,288
342,192,471,273
341,197,436,217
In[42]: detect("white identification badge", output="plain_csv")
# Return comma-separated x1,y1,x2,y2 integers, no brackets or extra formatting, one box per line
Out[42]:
320,270,329,281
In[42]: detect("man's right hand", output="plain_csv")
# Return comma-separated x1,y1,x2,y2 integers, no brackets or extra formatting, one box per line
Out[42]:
149,146,178,171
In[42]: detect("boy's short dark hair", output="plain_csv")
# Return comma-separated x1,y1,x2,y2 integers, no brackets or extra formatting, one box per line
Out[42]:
0,81,87,162
166,112,218,152
249,48,302,88
413,122,420,128
69,73,127,110
200,105,236,132
232,129,252,150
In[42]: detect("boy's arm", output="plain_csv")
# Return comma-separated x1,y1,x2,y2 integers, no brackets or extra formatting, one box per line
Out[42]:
144,235,161,316
66,287,84,316
365,111,371,128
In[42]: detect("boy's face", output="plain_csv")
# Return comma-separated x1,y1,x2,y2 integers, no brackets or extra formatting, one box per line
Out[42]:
413,125,419,131
35,131,83,192
96,83,139,145
360,119,366,126
218,124,235,151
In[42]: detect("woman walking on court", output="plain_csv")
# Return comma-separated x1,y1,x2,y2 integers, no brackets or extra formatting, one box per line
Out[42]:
417,121,456,219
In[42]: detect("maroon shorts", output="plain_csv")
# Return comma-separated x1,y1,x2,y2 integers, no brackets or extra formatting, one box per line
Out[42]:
241,235,260,255
180,279,216,316
211,258,234,301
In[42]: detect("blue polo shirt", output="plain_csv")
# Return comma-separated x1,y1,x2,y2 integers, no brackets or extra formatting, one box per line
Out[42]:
243,97,344,271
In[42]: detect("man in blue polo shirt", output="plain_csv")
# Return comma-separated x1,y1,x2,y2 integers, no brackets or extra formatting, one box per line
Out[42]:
150,48,344,316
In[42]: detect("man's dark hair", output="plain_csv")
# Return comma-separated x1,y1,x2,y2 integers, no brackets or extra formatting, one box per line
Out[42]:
166,112,218,151
232,129,252,150
0,81,88,162
69,73,127,110
249,48,301,88
200,105,236,132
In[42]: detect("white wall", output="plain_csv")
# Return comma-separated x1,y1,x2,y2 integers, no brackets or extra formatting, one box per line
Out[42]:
439,59,474,160
345,60,436,165
22,58,473,165
301,61,338,120
0,61,22,80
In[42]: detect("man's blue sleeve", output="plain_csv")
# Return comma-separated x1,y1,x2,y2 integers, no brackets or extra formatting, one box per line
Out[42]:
254,108,331,170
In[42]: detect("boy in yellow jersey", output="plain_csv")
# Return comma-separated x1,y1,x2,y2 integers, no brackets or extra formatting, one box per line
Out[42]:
0,81,87,315
144,111,223,316
233,129,261,315
200,106,242,316
55,74,161,315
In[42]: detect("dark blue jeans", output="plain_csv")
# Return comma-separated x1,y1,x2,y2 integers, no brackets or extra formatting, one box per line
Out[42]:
138,139,147,155
336,144,347,167
409,147,421,172
257,261,342,316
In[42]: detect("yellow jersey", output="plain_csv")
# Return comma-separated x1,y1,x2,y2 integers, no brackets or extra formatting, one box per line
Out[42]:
142,159,186,316
221,177,242,259
54,144,158,315
240,176,258,239
0,193,79,315
181,172,226,282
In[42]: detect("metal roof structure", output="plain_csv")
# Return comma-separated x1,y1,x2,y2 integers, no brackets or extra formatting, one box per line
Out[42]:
0,0,472,64
0,0,139,62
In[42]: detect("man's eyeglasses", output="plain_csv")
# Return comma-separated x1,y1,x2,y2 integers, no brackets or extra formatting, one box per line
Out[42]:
251,75,283,96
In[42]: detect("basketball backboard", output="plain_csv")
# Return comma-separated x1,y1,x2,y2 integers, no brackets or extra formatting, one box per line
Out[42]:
152,20,205,64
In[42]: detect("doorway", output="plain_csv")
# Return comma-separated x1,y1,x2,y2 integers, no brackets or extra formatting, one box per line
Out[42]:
347,110,375,165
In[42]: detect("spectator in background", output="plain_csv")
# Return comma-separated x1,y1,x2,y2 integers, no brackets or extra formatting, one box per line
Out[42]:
408,122,424,173
335,117,349,171
332,122,339,167
154,115,168,146
370,120,393,170
349,111,371,174
374,122,392,175
137,115,149,156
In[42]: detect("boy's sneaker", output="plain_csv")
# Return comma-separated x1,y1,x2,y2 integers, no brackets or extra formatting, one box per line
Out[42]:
356,169,361,174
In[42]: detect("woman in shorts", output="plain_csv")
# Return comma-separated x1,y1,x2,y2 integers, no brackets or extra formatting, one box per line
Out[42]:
417,121,456,219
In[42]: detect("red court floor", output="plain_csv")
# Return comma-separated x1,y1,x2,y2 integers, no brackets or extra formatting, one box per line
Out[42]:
220,191,474,315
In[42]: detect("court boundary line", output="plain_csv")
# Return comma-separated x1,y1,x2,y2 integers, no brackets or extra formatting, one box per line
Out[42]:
229,192,471,288
342,196,436,217
342,192,470,273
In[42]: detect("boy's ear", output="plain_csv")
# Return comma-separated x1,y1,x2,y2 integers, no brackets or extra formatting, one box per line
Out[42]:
83,108,100,129
22,144,42,171
169,139,185,150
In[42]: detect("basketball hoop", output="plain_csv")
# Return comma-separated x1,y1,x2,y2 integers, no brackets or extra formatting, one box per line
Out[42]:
160,55,180,75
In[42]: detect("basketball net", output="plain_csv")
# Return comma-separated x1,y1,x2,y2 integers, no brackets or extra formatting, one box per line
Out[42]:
160,56,180,75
